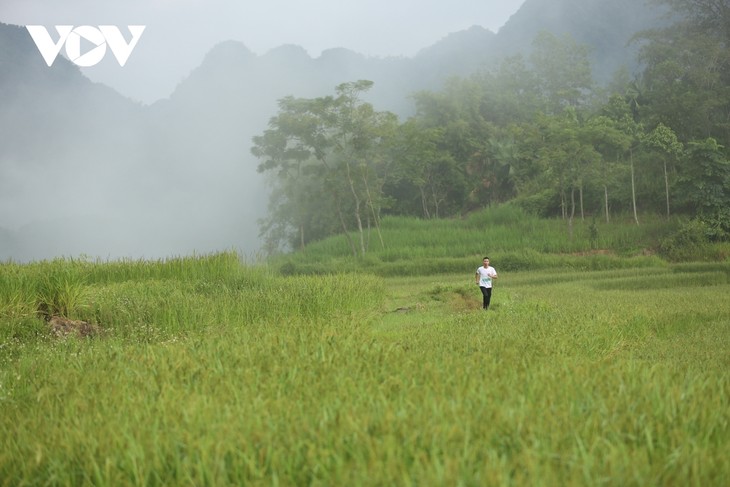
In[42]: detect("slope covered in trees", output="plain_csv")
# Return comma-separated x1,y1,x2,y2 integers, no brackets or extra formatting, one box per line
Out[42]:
252,0,730,255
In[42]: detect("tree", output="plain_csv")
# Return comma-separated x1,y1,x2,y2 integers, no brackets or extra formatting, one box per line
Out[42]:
251,81,397,255
601,95,645,225
534,108,601,229
384,120,461,219
679,137,730,239
637,0,730,146
585,114,632,222
477,54,542,126
530,31,594,114
412,78,496,213
251,97,329,251
641,123,684,217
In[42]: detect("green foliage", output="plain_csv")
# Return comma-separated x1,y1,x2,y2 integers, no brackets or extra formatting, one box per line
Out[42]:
637,0,730,147
593,270,727,290
382,119,465,218
270,205,702,278
1,259,728,485
677,138,730,239
514,189,559,217
659,219,715,261
530,31,594,112
0,259,90,321
34,267,88,320
0,264,37,320
462,202,529,227
670,261,730,281
252,81,398,255
498,249,664,272
249,3,730,246
0,252,385,348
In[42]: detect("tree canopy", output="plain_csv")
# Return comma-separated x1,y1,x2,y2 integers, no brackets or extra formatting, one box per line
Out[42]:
251,1,730,252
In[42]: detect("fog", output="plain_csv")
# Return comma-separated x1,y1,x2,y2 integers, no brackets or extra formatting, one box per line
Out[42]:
0,1,525,262
1,0,525,104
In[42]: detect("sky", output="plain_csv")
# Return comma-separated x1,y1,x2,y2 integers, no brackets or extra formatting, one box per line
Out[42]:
1,0,526,104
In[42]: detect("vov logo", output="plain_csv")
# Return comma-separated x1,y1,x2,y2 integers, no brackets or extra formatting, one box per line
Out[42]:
26,25,146,67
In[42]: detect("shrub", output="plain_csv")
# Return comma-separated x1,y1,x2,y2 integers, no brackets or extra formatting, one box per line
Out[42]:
659,220,712,261
513,189,559,217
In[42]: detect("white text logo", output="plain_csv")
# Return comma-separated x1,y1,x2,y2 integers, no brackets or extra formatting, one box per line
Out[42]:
26,25,146,67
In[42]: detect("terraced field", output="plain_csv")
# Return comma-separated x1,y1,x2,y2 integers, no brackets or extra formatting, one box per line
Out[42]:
1,253,727,485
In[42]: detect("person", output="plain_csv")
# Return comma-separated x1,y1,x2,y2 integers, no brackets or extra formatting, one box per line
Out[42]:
475,256,498,310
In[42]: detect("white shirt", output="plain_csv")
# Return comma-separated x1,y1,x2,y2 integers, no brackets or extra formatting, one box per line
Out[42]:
476,265,497,288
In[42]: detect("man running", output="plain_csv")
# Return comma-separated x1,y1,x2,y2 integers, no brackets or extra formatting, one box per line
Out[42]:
475,256,498,310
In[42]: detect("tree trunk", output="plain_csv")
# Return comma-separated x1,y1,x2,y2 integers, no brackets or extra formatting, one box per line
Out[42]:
420,187,431,219
431,185,442,219
568,187,576,240
630,148,640,225
353,201,365,255
664,159,670,218
603,185,610,223
579,183,585,221
571,187,576,221
362,172,385,249
344,160,366,255
365,215,371,252
335,193,357,257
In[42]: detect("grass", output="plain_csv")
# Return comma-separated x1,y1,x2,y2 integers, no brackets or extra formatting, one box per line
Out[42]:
272,205,696,276
1,208,729,486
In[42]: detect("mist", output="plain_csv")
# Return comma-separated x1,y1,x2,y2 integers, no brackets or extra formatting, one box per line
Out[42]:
0,0,525,105
0,26,267,262
0,1,526,262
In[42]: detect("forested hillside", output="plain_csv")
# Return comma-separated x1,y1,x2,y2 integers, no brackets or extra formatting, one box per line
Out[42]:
2,0,721,262
251,0,730,256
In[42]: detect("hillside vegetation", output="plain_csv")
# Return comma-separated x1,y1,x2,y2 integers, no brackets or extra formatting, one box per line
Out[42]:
253,0,730,255
1,208,728,485
271,205,729,276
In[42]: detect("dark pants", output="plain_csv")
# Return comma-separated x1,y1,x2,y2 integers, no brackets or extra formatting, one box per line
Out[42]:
480,286,492,310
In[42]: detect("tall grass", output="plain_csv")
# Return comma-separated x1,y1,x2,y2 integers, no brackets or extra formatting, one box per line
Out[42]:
1,257,728,485
0,252,384,347
1,208,728,485
276,205,682,276
312,205,678,258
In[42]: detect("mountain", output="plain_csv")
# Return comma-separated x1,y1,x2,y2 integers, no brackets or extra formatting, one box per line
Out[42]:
0,23,155,261
494,0,664,83
0,0,667,262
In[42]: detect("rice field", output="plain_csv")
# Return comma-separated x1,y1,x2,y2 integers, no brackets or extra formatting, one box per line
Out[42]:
2,207,729,485
0,247,728,486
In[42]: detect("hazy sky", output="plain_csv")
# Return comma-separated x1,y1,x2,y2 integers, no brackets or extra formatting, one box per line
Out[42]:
1,0,526,104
